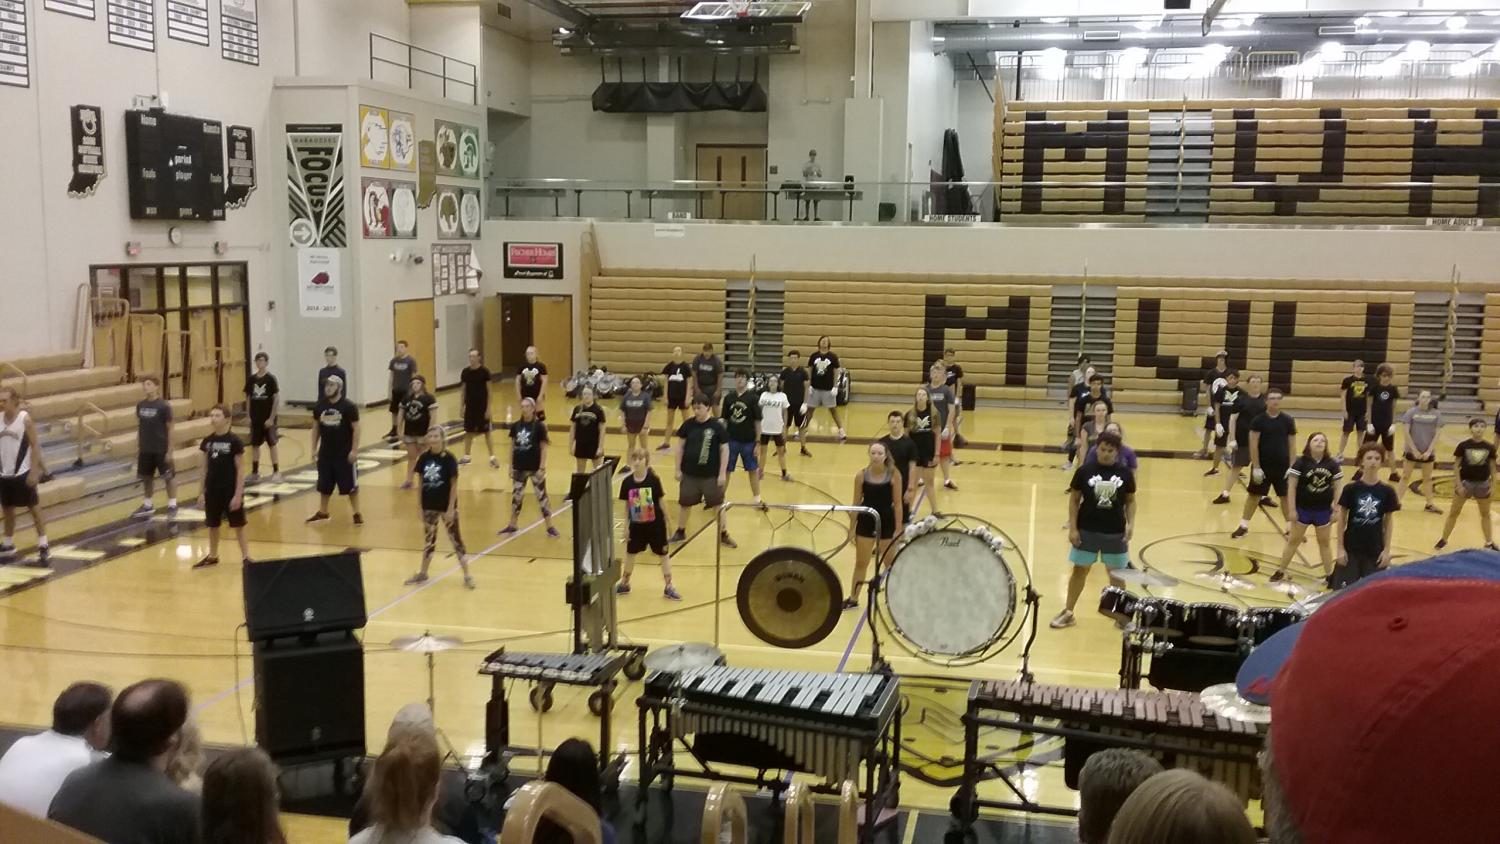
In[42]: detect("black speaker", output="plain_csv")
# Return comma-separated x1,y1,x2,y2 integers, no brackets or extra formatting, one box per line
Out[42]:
243,551,367,640
1164,0,1190,7
253,632,366,762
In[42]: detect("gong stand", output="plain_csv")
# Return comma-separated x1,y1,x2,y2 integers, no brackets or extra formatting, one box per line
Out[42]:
1015,585,1042,685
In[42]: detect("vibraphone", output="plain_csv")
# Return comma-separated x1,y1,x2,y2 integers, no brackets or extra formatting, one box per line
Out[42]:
479,648,628,776
952,679,1267,830
638,667,902,844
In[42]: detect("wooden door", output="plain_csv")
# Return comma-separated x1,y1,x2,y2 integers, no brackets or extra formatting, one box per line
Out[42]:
393,298,437,388
499,294,532,370
696,145,767,221
482,295,504,375
532,296,573,377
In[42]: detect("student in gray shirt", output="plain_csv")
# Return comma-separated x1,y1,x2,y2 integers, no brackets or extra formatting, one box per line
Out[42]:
1402,390,1443,514
925,362,959,492
618,376,654,460
386,340,418,441
130,376,177,520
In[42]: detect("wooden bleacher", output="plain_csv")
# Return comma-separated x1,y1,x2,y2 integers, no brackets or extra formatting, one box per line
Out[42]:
589,276,727,376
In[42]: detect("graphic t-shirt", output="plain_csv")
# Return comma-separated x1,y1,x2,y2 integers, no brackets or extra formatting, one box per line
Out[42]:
571,404,607,455
313,398,359,460
1070,462,1136,536
1072,391,1113,424
389,355,416,395
1339,481,1400,553
619,392,652,429
509,418,548,472
879,434,918,495
677,417,727,478
199,432,244,496
1234,394,1267,446
1288,455,1342,510
662,362,693,404
779,367,809,404
809,352,840,391
461,366,491,415
244,373,279,421
691,355,723,394
1251,412,1297,467
1211,384,1241,425
928,384,957,432
1202,366,1229,392
1455,438,1496,483
1342,375,1370,419
401,393,437,436
945,364,964,389
517,362,548,400
758,392,790,436
136,399,173,455
720,390,760,442
415,450,459,512
619,471,665,524
1402,406,1441,455
906,407,936,461
1370,384,1400,428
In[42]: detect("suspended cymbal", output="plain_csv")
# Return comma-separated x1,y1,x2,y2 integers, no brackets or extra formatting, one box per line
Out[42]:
643,642,725,674
737,546,843,649
390,633,464,654
1200,682,1272,725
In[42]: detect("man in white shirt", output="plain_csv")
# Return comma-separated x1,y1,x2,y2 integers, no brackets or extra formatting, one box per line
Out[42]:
0,682,111,817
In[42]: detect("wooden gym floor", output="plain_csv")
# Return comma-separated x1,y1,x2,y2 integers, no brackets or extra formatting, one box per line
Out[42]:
0,388,1486,841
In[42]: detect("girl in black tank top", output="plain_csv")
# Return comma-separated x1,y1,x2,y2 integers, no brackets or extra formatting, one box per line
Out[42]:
846,442,904,610
904,388,940,517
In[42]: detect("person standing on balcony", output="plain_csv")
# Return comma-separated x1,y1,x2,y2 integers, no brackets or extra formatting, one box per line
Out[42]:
800,149,823,221
130,376,177,520
0,387,49,565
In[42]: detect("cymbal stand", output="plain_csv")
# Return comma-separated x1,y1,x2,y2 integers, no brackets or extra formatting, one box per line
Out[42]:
1016,585,1041,685
416,637,467,771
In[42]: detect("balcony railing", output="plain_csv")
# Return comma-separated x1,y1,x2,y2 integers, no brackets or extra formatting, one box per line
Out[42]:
369,33,477,105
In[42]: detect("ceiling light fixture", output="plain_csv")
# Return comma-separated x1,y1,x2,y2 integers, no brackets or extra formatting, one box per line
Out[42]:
1372,10,1406,18
1040,16,1067,24
1354,16,1372,28
1319,41,1344,62
1406,39,1431,60
1447,15,1469,31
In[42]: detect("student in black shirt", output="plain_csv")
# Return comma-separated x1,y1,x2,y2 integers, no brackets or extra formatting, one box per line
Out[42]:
1214,374,1266,505
1196,351,1230,458
501,397,558,537
570,386,608,473
399,375,440,490
879,411,918,523
720,371,763,505
806,336,846,441
1334,443,1400,589
194,405,249,569
243,352,281,483
515,346,548,421
386,340,418,441
847,441,903,610
1337,359,1369,460
1067,374,1113,471
307,374,363,525
616,448,679,600
658,345,694,452
1436,417,1499,552
905,388,938,517
316,346,347,407
405,427,475,589
1205,369,1241,479
1232,388,1297,538
459,348,499,469
690,342,724,405
944,347,968,448
780,349,812,456
1364,363,1401,480
1052,432,1136,629
670,394,735,549
1271,432,1343,583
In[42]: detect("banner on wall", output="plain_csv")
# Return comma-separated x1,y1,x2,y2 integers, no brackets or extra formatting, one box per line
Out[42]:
459,188,481,239
458,125,480,178
435,185,461,239
0,0,32,89
224,125,256,208
220,0,258,65
389,111,415,172
361,177,392,238
416,140,436,207
165,0,209,46
68,104,105,197
286,123,346,247
435,120,480,177
359,105,389,168
391,180,417,237
503,242,563,280
107,0,155,51
43,0,94,18
297,248,341,318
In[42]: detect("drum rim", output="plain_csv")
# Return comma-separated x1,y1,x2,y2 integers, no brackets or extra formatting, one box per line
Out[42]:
736,546,844,650
878,525,1018,660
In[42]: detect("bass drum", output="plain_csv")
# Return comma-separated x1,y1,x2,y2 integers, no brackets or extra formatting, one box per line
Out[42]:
879,527,1018,660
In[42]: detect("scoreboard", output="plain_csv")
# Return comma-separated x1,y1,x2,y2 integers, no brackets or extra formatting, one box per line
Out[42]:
124,109,226,221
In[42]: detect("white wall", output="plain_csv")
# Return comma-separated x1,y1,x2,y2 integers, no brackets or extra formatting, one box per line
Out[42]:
407,4,482,105
905,21,954,188
767,0,854,182
483,25,532,117
295,0,409,81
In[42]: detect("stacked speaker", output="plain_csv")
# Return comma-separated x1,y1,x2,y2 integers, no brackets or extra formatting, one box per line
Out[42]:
242,552,368,764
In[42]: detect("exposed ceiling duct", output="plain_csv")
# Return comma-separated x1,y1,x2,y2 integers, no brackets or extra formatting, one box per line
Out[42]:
527,0,805,55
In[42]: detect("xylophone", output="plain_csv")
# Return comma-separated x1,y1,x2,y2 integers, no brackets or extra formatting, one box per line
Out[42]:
479,648,629,778
637,667,902,844
951,679,1267,831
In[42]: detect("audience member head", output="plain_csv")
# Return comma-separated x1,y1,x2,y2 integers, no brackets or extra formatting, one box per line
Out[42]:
0,385,18,412
367,729,443,833
1301,432,1329,461
166,717,205,792
254,352,269,369
109,679,190,767
1355,442,1385,478
1105,769,1255,844
386,702,436,744
52,681,113,750
1077,749,1162,844
324,346,338,363
201,747,286,844
544,738,603,815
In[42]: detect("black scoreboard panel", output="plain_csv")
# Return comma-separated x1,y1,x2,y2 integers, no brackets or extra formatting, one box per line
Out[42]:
124,109,226,221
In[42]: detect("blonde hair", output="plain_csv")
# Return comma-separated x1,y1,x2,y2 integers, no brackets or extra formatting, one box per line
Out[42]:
366,729,442,833
1106,770,1256,844
627,447,650,464
166,718,204,793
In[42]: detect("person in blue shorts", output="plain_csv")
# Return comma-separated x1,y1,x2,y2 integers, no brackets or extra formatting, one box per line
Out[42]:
719,371,763,505
1053,432,1136,629
1270,432,1343,585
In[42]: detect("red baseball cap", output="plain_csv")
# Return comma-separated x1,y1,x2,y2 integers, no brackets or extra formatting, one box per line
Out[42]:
1269,551,1500,843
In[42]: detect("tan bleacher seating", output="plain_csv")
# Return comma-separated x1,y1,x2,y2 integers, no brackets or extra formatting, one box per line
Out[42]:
66,399,192,439
1,350,86,376
97,417,216,462
589,276,727,376
1,366,124,401
1481,293,1500,409
23,384,146,423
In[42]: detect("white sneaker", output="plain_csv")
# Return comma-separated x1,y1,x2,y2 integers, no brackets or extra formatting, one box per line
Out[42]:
270,472,285,483
244,472,261,484
489,456,500,469
1049,610,1076,629
459,455,472,465
130,503,155,519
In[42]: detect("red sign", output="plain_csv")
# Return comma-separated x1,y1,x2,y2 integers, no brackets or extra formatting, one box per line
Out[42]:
503,242,564,279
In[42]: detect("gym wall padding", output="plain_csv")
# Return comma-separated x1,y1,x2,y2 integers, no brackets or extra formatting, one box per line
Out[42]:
589,275,728,376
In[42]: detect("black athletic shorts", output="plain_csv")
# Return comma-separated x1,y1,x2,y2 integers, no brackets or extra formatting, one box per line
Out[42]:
626,520,668,556
0,476,38,509
464,409,491,434
1247,464,1289,498
388,392,405,414
1213,425,1229,448
316,455,358,496
1363,430,1395,453
760,432,786,448
667,392,687,411
1342,414,1366,435
137,451,174,479
203,489,247,529
788,401,807,429
249,417,278,448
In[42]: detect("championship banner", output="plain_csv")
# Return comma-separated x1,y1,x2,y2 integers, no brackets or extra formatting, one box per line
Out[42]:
286,123,346,248
503,242,563,280
224,125,256,208
458,124,480,178
68,104,104,197
297,248,341,318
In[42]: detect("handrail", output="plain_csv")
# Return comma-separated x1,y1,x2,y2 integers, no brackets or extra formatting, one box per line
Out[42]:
74,283,93,368
701,783,748,844
783,781,814,844
90,296,131,375
369,32,478,105
165,328,193,402
498,782,602,844
838,780,858,844
71,401,111,466
128,313,166,384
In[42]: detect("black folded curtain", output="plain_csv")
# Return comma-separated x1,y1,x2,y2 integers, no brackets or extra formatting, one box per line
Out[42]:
592,81,768,114
941,128,975,215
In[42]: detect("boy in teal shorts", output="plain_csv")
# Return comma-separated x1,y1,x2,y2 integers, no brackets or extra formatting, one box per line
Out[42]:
1053,432,1137,629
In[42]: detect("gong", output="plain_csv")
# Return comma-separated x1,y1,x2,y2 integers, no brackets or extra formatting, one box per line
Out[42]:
736,547,844,649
